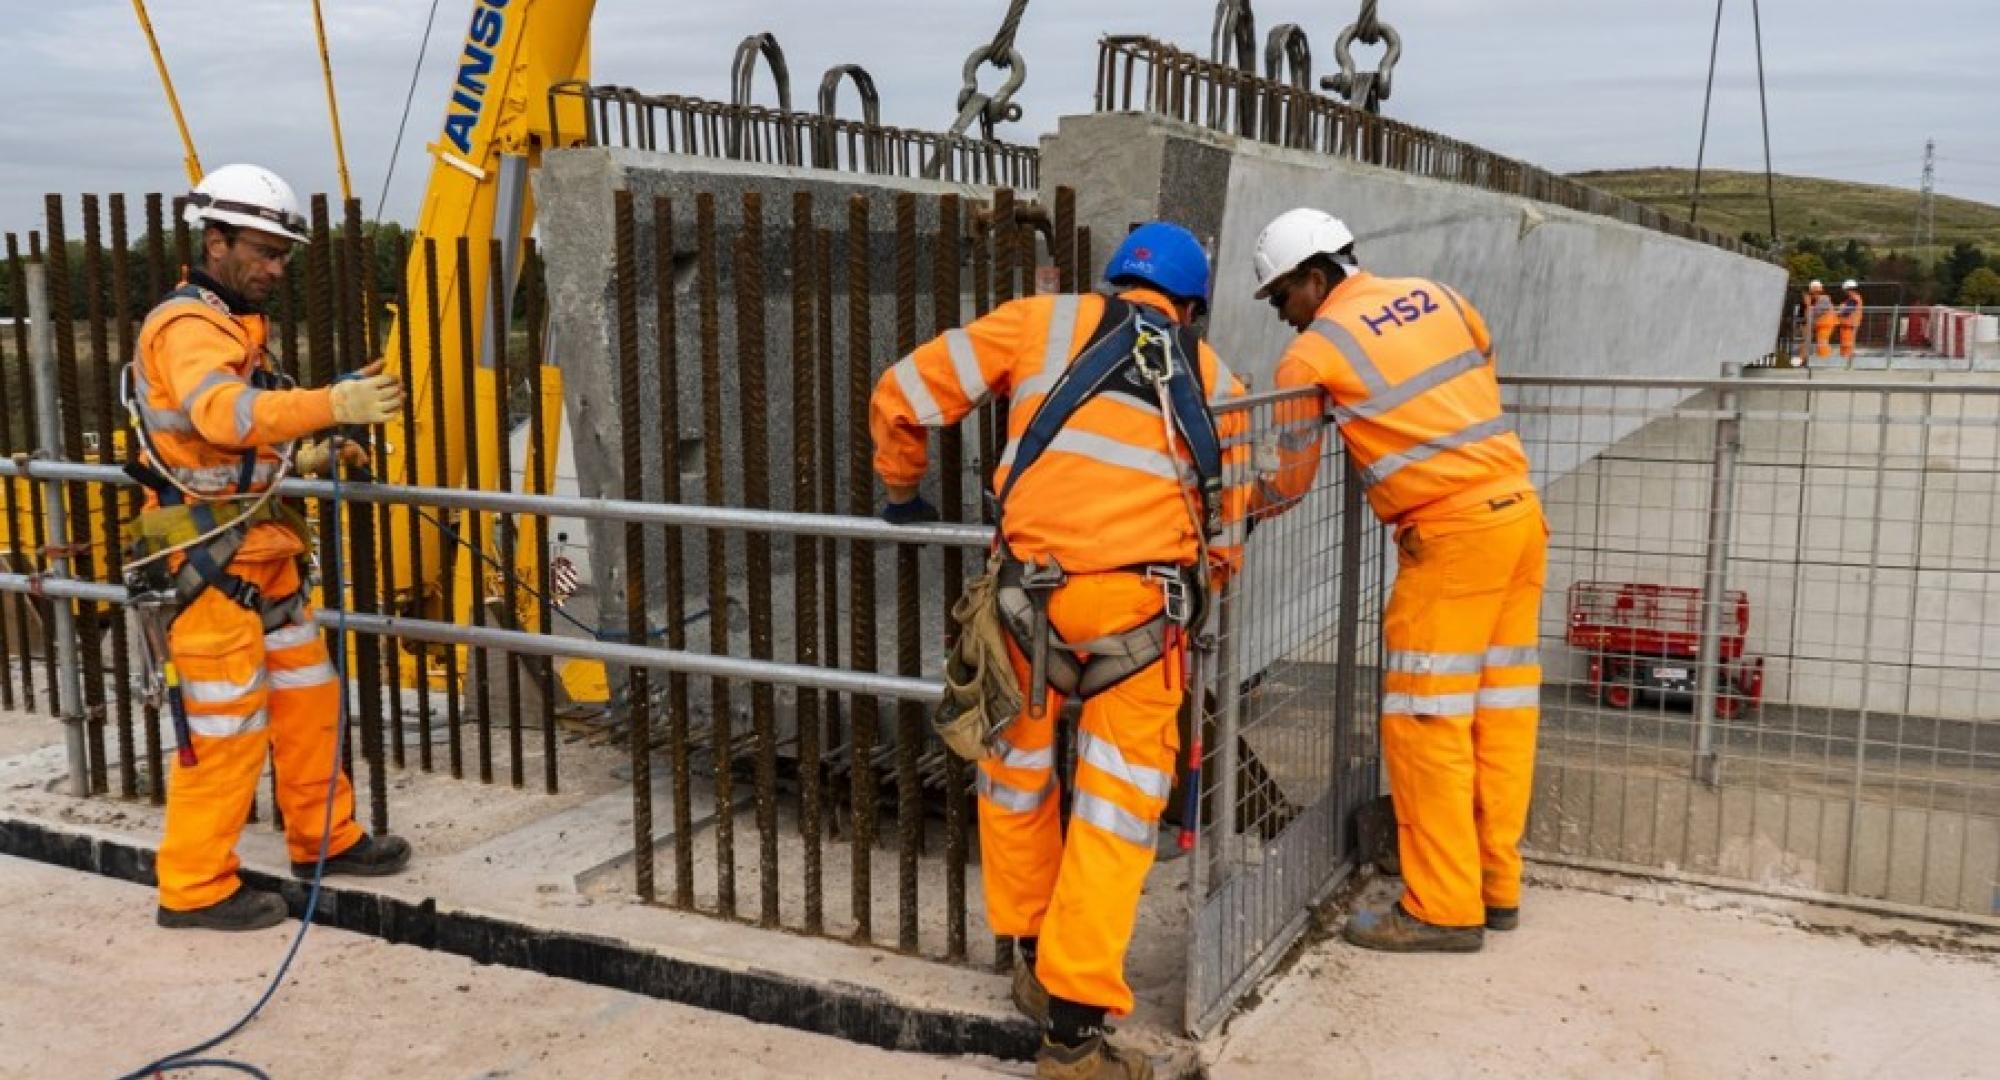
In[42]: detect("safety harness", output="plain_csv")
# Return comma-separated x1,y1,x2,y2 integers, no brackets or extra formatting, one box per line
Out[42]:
991,297,1222,710
119,282,313,634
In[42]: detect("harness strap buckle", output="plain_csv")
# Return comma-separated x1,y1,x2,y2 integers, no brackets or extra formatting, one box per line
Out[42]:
1145,565,1191,625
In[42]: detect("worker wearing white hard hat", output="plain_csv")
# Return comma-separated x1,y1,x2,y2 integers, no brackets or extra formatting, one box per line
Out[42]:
1250,207,1544,954
1800,279,1835,365
137,164,410,931
1838,280,1865,361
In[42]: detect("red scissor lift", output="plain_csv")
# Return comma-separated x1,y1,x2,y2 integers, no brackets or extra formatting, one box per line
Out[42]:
1567,582,1765,718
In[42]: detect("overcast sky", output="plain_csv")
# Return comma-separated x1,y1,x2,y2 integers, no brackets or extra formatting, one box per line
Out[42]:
3,0,1994,235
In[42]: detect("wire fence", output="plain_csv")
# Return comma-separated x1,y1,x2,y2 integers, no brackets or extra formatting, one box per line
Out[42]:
1185,386,1384,1037
1770,304,2000,372
1509,375,2000,920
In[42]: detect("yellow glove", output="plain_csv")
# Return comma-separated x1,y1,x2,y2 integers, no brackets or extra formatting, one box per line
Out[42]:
294,438,370,478
294,440,333,477
330,359,405,425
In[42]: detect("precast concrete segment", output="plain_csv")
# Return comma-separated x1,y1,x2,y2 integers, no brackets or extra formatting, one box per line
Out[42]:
1041,112,1788,392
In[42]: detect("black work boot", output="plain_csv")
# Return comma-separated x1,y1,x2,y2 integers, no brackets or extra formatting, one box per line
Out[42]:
1485,906,1520,931
1342,900,1484,953
157,887,288,932
293,833,412,880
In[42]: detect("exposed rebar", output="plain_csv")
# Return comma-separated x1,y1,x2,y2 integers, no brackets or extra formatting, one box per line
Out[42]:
525,239,559,795
339,201,390,832
425,238,463,778
47,194,108,795
933,192,969,961
815,226,841,774
4,232,38,717
736,193,782,928
653,200,694,906
614,189,656,903
791,191,825,934
846,194,878,942
16,232,56,717
697,192,737,916
456,235,493,784
491,236,525,789
893,191,923,953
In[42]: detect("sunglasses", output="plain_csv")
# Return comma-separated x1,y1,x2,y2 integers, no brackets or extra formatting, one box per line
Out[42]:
234,235,295,267
1266,274,1296,312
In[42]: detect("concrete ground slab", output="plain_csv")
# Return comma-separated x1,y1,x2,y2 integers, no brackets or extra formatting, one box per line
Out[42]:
0,854,1017,1080
1204,872,2000,1080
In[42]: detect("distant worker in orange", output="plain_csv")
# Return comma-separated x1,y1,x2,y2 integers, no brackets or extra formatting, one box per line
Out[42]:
131,165,411,931
1250,208,1545,954
1801,279,1835,364
873,223,1244,1079
1838,279,1865,361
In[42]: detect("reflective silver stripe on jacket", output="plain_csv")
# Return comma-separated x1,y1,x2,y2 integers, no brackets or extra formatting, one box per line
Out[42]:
1386,649,1484,675
1072,790,1157,847
890,356,944,426
945,329,989,407
1359,416,1515,489
1043,294,1081,374
269,662,339,691
977,770,1055,813
1382,692,1477,717
264,623,320,651
184,369,245,413
1308,318,1390,395
1000,742,1055,771
131,365,198,434
1331,348,1486,425
1476,686,1540,710
167,459,282,494
181,671,268,705
232,387,265,441
1484,645,1540,668
998,429,1180,482
1077,731,1172,801
186,707,269,740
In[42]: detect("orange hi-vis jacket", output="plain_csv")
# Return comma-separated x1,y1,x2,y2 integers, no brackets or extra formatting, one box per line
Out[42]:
1270,271,1533,525
1839,289,1864,328
871,287,1250,573
133,273,336,562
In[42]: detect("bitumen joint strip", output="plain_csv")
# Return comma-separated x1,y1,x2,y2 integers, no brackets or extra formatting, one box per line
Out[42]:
0,815,1043,1063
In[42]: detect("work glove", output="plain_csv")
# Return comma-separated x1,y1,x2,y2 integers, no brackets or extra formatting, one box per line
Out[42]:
881,495,941,525
330,359,405,425
294,438,370,478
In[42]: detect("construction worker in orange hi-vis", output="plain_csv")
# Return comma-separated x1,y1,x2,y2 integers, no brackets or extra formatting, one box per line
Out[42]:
1250,208,1545,954
1838,279,1865,360
872,223,1246,1079
129,165,410,932
1801,279,1836,363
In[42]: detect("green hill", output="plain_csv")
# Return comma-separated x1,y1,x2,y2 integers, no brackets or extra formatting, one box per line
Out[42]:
1573,167,2000,260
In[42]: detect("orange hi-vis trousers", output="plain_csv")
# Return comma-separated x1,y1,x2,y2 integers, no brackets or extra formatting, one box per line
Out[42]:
1382,493,1547,929
157,557,361,911
977,572,1180,1016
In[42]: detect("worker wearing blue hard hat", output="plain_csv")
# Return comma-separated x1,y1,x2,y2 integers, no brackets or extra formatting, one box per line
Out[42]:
871,220,1249,1079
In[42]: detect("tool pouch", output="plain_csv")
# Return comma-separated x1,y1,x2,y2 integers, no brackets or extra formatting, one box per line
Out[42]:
934,553,1025,761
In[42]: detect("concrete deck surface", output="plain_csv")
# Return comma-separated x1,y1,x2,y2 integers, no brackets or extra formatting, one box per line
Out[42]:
0,854,1017,1080
1205,874,2000,1079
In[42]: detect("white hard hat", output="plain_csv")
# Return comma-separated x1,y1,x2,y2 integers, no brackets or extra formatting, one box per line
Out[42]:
1253,208,1357,298
1807,279,1823,289
183,164,309,244
1842,279,1858,290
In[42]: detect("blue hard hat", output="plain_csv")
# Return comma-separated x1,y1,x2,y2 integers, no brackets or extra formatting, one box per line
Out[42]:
1104,222,1211,304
